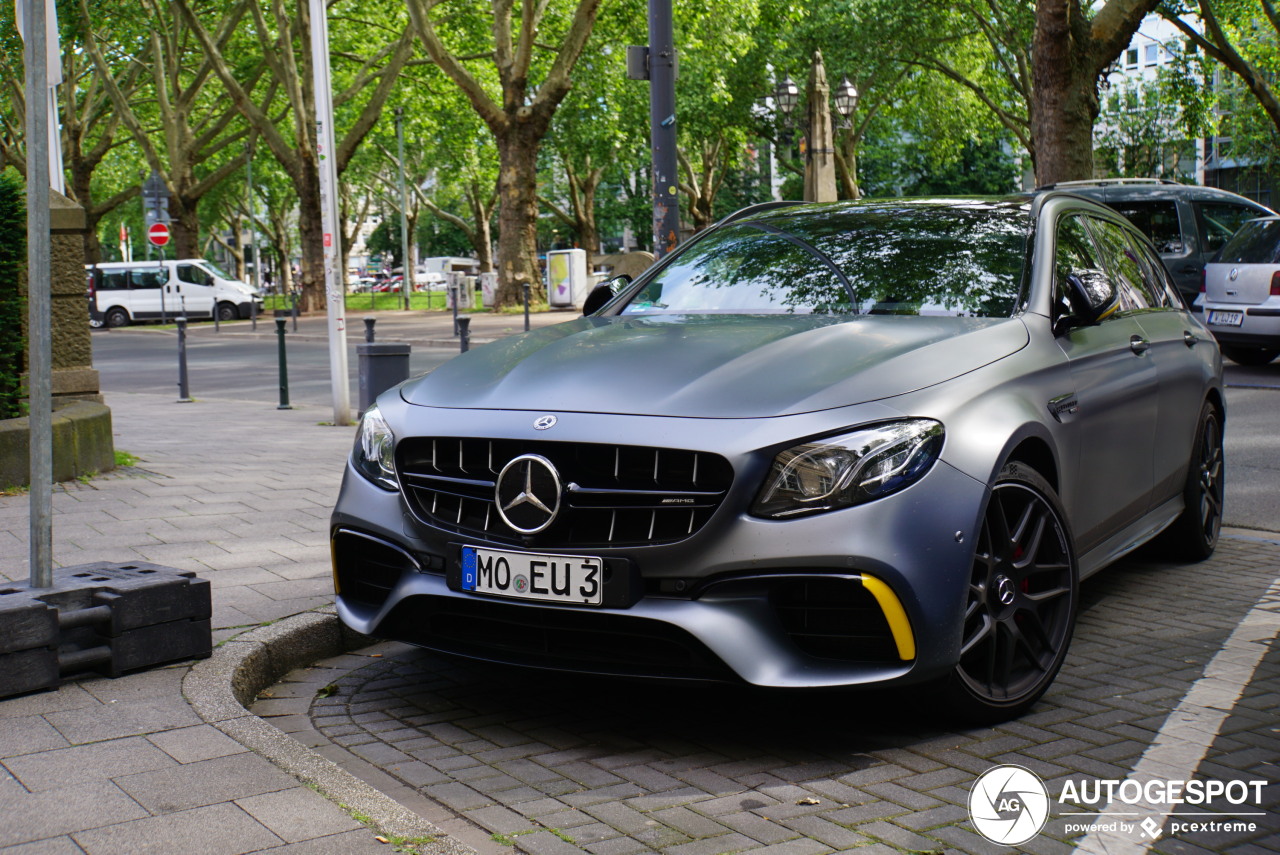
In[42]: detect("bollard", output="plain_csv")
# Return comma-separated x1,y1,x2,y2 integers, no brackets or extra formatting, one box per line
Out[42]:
459,316,471,353
364,316,376,342
523,282,531,331
291,290,299,332
275,317,292,410
212,298,220,332
452,283,460,336
251,294,257,331
357,341,410,413
176,317,193,403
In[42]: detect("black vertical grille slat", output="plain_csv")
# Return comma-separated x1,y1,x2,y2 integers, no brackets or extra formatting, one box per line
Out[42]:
772,578,901,664
397,438,732,547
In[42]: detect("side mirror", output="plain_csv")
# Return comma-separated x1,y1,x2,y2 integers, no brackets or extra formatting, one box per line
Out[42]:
1063,269,1119,326
582,274,631,316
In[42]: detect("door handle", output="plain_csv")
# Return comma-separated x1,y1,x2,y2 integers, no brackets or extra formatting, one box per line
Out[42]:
1129,335,1150,355
1184,330,1199,347
1179,265,1199,273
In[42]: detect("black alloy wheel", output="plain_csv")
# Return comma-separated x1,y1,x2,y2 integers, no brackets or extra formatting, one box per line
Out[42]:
1156,403,1224,561
104,307,130,328
949,462,1077,722
217,302,239,322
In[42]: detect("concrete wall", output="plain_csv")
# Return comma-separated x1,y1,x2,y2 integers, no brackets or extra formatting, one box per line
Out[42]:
0,400,115,490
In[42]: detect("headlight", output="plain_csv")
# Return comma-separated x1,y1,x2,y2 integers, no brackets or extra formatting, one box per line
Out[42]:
751,420,943,519
353,405,398,490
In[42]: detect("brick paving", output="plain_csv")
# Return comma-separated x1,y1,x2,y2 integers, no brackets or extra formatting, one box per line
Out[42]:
274,539,1280,855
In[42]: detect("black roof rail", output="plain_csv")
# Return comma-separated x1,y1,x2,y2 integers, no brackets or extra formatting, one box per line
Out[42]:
713,200,806,228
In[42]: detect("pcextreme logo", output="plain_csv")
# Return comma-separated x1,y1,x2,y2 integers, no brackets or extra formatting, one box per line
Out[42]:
968,765,1050,846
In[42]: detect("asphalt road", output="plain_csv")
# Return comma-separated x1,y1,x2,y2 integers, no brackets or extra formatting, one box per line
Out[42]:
92,323,1280,533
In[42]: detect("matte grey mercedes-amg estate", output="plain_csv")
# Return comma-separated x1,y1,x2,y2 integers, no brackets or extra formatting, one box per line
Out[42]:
332,193,1225,721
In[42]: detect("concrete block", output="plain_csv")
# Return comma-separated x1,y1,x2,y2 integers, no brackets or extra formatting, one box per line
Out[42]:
0,648,59,697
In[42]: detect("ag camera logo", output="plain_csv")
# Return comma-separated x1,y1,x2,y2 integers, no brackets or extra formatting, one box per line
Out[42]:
969,765,1050,846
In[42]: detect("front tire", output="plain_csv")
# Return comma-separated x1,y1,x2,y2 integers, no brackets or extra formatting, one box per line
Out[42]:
217,302,239,322
1154,402,1223,561
946,463,1077,723
104,307,130,328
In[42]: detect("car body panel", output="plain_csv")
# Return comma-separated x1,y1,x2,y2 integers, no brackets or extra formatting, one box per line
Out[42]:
332,194,1224,697
400,314,1030,418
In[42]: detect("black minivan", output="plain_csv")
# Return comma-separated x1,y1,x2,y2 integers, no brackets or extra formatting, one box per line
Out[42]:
1037,179,1275,305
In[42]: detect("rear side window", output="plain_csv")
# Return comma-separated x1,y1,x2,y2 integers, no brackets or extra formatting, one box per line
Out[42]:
1104,201,1183,254
1196,202,1267,255
1217,219,1280,264
130,267,168,289
99,270,128,291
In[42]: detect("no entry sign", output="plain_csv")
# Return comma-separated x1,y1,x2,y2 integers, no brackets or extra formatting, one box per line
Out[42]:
147,222,170,247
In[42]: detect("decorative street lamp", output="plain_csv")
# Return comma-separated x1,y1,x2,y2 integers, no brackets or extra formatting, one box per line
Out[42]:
774,75,800,118
834,75,858,128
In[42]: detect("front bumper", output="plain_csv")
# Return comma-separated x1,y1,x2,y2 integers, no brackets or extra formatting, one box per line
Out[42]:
331,404,988,690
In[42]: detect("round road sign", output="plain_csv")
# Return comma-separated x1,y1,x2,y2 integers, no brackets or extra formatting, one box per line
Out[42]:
147,222,171,247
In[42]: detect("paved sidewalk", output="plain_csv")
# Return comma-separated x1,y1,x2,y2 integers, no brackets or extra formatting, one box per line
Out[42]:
0,392,402,854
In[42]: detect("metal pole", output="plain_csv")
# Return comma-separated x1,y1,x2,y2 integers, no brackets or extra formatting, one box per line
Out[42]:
291,289,298,332
212,294,219,331
23,0,52,587
395,107,412,312
160,249,168,325
176,317,193,402
458,315,471,353
523,282,531,331
648,0,680,259
275,317,292,409
308,0,351,425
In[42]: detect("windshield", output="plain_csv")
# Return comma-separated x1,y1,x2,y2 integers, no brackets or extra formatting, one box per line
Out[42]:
619,202,1030,318
1217,219,1280,264
196,260,234,281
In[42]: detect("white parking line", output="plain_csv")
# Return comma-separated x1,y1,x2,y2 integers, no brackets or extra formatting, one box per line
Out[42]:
1075,572,1280,854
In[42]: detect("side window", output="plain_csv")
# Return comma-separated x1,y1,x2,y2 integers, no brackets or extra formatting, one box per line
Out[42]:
177,264,213,286
1128,235,1181,308
1106,201,1184,253
1087,217,1152,311
100,270,128,291
1055,214,1115,322
1196,203,1264,256
129,266,167,289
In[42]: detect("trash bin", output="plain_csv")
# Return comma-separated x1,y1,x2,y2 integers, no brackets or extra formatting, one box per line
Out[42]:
357,342,411,413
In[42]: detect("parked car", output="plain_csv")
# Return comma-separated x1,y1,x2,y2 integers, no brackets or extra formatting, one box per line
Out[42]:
1036,178,1275,305
332,195,1225,722
87,259,263,327
1202,215,1280,365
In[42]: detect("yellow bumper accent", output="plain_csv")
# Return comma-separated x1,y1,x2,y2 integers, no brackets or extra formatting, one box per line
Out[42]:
860,574,916,661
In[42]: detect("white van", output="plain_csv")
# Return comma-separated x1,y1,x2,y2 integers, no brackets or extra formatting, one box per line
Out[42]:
86,258,263,327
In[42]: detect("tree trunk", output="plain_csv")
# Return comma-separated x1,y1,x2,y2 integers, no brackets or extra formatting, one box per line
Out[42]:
495,128,543,307
171,194,201,259
295,154,327,313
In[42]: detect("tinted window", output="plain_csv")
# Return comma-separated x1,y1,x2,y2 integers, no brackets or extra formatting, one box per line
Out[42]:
1126,233,1177,308
1197,202,1265,255
1217,218,1280,264
178,264,214,286
1104,200,1183,253
99,270,128,291
1088,217,1152,311
130,267,167,289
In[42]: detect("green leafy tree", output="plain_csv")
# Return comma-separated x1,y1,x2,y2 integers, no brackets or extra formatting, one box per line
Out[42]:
406,0,604,306
0,168,25,419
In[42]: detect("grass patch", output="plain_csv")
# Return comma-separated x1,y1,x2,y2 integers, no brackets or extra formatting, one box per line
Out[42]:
114,449,139,467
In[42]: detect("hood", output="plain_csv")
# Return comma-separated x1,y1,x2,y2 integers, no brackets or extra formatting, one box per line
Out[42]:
401,314,1029,418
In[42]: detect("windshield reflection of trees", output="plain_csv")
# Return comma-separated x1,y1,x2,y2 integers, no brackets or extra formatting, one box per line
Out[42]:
622,205,1028,319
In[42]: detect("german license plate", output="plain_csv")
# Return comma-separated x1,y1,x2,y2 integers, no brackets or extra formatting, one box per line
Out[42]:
461,546,603,605
1208,310,1244,327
